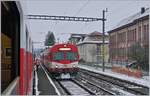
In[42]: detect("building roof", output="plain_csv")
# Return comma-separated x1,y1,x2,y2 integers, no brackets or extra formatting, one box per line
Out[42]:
77,31,109,45
88,31,103,36
83,31,108,41
108,8,149,33
77,40,109,45
68,33,86,40
71,33,86,37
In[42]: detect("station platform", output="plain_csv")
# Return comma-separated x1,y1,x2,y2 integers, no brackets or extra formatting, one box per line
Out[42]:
33,65,58,95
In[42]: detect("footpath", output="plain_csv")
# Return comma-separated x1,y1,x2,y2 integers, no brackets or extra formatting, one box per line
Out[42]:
33,65,59,95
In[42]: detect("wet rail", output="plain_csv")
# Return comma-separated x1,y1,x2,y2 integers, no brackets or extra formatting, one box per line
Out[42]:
73,78,116,95
42,64,94,95
79,68,149,95
56,79,95,95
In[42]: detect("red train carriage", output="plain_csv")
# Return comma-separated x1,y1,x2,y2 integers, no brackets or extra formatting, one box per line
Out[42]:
1,1,33,95
43,44,79,79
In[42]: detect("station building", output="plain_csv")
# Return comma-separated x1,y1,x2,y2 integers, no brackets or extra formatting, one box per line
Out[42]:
69,31,109,64
108,8,149,68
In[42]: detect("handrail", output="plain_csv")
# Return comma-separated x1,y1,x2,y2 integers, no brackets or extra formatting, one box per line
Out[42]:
2,77,19,95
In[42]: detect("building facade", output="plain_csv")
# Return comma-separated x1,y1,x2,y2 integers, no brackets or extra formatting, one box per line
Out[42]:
108,8,149,67
77,31,109,63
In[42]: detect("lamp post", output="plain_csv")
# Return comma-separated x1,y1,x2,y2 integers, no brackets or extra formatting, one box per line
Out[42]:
102,8,108,72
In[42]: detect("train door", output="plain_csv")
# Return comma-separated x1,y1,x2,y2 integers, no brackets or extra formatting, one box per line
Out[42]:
1,1,20,93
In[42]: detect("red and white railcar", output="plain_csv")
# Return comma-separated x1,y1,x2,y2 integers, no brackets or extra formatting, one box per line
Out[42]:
1,1,33,95
42,44,79,79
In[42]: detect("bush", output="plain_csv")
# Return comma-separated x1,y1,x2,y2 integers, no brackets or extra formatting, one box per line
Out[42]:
79,58,85,63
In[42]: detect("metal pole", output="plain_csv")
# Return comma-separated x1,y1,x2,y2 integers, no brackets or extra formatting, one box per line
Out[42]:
102,9,107,72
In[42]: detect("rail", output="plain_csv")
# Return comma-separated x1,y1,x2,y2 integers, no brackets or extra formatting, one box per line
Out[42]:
79,69,149,95
56,80,94,95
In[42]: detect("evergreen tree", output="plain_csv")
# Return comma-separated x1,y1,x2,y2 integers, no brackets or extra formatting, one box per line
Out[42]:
44,31,55,46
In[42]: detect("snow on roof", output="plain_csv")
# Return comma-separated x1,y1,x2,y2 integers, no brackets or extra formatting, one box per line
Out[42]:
70,34,86,37
113,8,149,30
88,31,103,36
72,35,82,38
79,65,150,88
83,36,91,41
77,40,109,45
69,34,87,40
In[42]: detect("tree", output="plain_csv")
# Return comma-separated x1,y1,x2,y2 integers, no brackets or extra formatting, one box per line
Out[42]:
128,42,149,71
45,31,55,46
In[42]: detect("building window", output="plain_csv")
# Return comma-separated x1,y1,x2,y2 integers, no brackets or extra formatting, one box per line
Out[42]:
143,25,147,43
134,29,136,41
146,24,149,44
138,26,141,42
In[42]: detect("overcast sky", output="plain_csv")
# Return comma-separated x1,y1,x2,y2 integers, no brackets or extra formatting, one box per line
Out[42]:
26,0,150,48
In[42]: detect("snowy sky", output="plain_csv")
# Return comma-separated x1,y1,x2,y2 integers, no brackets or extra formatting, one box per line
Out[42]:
25,0,150,48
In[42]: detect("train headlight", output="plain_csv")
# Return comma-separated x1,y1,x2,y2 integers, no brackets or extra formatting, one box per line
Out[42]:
56,65,58,68
73,65,76,68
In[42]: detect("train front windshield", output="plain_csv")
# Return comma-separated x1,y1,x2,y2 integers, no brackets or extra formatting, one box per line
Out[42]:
53,52,78,61
53,52,64,60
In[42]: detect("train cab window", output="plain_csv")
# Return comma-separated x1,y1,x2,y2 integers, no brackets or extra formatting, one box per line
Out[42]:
66,52,78,61
53,52,64,60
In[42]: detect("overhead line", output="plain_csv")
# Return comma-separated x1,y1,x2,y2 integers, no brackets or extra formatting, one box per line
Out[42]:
74,0,90,16
27,15,104,22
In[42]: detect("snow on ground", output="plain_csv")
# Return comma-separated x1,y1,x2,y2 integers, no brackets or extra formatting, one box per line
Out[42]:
79,64,150,88
34,66,40,95
113,87,136,96
142,76,149,81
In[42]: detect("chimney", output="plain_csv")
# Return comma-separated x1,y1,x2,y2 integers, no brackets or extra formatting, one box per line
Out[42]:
141,7,145,14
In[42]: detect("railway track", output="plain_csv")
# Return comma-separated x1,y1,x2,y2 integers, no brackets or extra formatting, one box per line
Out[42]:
56,79,95,95
76,73,134,95
79,68,149,95
42,63,148,95
55,79,116,95
42,64,92,95
73,78,116,95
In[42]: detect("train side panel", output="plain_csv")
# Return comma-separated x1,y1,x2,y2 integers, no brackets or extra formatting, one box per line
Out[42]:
1,1,33,95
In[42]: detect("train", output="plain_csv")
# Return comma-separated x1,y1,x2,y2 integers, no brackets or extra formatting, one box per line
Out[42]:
41,43,79,79
1,1,34,95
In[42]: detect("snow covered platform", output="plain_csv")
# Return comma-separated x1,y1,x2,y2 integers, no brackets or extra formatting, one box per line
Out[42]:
78,64,150,88
33,65,60,95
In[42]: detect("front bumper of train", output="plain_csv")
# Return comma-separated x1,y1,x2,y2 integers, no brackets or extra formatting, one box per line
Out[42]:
48,67,79,73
